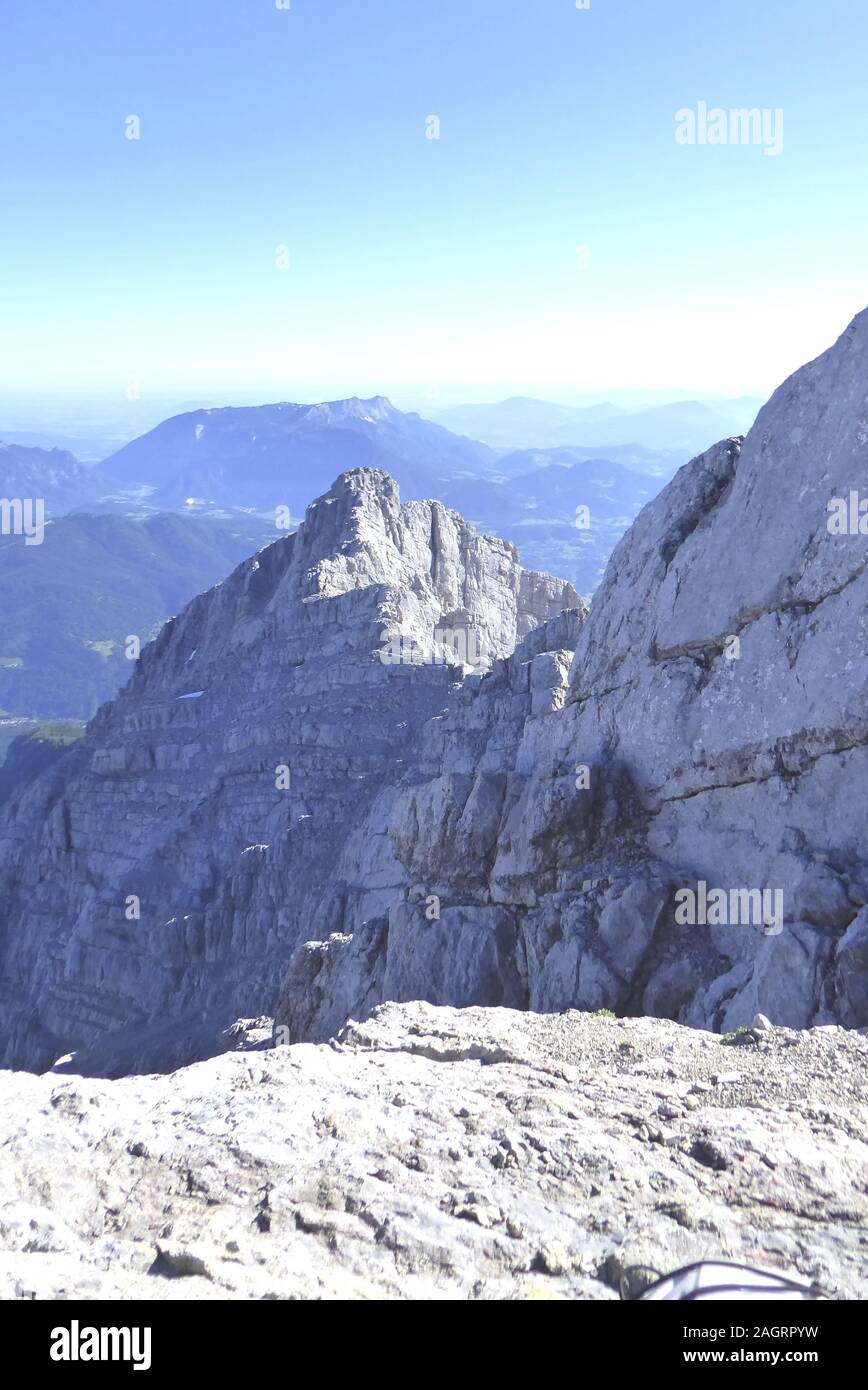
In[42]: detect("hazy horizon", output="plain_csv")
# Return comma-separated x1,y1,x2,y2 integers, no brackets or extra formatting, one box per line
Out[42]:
0,381,768,465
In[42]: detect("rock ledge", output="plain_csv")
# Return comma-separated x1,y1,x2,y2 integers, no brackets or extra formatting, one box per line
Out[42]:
1,1001,865,1300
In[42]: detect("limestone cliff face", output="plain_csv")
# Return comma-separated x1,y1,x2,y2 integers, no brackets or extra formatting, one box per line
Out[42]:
0,469,579,1072
278,307,868,1042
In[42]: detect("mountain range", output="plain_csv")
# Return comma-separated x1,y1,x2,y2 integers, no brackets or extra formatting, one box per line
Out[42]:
93,396,497,514
87,400,681,593
0,399,683,730
442,450,659,592
431,395,763,456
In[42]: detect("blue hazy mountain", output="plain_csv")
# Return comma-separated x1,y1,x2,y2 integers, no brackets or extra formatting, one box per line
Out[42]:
432,396,761,458
491,441,685,481
95,397,497,514
88,397,681,593
0,441,101,514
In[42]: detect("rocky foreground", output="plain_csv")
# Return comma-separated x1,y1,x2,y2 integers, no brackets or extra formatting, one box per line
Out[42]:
1,1002,866,1300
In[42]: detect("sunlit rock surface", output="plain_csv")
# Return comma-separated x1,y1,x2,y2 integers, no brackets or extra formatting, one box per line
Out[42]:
1,1002,865,1300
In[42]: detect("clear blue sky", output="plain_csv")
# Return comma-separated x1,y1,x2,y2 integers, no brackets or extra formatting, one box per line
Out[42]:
1,0,866,404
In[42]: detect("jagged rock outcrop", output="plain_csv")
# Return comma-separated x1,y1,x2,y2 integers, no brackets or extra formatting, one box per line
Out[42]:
277,307,868,1041
0,469,578,1072
278,606,587,1041
1,1002,865,1300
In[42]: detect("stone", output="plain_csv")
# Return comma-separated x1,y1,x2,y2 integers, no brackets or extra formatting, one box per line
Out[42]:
0,1002,863,1300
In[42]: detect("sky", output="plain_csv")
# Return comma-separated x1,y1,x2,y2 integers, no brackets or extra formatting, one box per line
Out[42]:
1,0,867,409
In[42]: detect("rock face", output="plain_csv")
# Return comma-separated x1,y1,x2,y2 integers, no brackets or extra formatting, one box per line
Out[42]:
277,307,868,1042
0,469,578,1072
1,1002,865,1300
278,605,587,1042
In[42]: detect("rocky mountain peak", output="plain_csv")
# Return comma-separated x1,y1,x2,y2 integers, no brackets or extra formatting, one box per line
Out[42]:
301,395,397,425
0,469,578,1073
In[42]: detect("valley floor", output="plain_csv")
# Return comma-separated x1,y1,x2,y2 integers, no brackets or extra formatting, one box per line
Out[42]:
1,1002,866,1300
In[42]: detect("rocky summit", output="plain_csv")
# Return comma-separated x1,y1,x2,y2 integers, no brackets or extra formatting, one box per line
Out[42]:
0,469,578,1073
0,1002,865,1300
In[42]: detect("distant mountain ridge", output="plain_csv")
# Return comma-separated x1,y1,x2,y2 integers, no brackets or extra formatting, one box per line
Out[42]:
431,395,763,456
95,395,497,514
0,441,99,514
83,397,685,593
